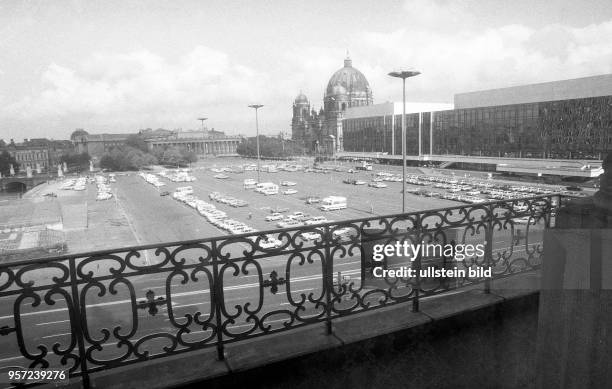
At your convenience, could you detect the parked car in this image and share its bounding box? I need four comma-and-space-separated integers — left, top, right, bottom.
265, 213, 284, 221
306, 196, 321, 204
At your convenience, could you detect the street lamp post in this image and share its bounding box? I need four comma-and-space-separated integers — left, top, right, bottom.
248, 104, 264, 182
197, 117, 208, 131
388, 69, 420, 213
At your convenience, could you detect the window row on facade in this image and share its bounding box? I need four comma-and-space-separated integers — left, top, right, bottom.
343, 96, 612, 159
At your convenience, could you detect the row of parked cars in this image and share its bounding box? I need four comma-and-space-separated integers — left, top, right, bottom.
139, 172, 165, 188
158, 169, 196, 182
343, 179, 367, 185
396, 173, 564, 203
209, 192, 248, 207
266, 211, 331, 227
171, 188, 283, 249
265, 211, 354, 241
60, 177, 87, 191
94, 175, 113, 201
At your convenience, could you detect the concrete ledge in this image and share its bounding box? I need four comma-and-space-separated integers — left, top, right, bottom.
224, 324, 342, 372
332, 303, 432, 344
419, 289, 504, 320
89, 347, 227, 389
491, 271, 540, 300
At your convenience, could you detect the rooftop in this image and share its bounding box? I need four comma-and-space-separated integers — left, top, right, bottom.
454, 73, 612, 109
343, 101, 454, 119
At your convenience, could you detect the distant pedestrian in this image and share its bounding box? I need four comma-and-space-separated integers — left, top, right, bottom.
248, 213, 252, 220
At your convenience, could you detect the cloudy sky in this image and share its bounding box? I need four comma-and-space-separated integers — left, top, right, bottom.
1, 0, 612, 140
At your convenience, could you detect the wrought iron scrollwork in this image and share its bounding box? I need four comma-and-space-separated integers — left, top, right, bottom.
136, 289, 167, 316
262, 270, 286, 294
0, 325, 15, 336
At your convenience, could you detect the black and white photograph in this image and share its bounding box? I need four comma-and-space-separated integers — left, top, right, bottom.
0, 1, 611, 388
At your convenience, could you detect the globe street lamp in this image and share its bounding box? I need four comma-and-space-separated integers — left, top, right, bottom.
248, 104, 264, 182
388, 69, 420, 213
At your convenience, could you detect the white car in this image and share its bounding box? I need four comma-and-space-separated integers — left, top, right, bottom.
300, 232, 320, 241
514, 216, 532, 224
282, 189, 298, 195
304, 216, 330, 225
368, 182, 388, 188
277, 220, 302, 228
332, 227, 353, 240
280, 181, 297, 186
258, 235, 282, 249
265, 213, 284, 221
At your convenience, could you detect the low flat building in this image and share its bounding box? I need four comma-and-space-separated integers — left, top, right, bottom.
146, 129, 242, 156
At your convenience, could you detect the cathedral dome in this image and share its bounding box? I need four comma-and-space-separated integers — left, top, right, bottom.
294, 92, 309, 104
325, 56, 373, 104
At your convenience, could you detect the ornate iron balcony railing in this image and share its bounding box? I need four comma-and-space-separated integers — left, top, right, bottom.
0, 194, 563, 388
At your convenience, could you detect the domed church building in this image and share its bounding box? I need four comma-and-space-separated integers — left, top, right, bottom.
291, 54, 373, 153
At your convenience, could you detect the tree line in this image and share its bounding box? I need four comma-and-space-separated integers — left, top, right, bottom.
236, 135, 305, 158
1, 135, 201, 176
0, 150, 19, 177
99, 134, 197, 171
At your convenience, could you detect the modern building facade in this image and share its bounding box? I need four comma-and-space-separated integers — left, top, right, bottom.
343, 102, 453, 155
341, 74, 612, 160
292, 55, 374, 153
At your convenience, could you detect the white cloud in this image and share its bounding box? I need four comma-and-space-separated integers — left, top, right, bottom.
1, 46, 278, 134
359, 4, 612, 104
2, 0, 612, 139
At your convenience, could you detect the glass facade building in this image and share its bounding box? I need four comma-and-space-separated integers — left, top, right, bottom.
433, 96, 612, 159
342, 75, 612, 160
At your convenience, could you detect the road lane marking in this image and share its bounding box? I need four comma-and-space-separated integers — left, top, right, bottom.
0, 355, 24, 363
227, 315, 319, 330
41, 332, 72, 339
173, 302, 205, 309
36, 319, 70, 326
141, 284, 184, 291
289, 288, 315, 293
0, 270, 360, 321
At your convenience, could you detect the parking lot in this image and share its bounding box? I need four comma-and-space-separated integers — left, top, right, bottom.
9, 157, 566, 256
99, 157, 566, 249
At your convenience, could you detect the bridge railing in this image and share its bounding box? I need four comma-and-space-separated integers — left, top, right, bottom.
0, 194, 563, 387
